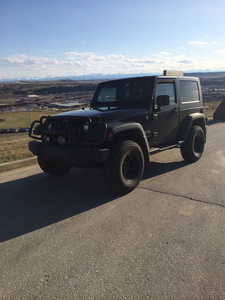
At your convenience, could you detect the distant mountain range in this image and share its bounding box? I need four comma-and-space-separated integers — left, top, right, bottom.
0, 73, 153, 82
1, 71, 225, 82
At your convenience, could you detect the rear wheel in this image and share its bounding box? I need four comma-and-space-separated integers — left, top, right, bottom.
180, 125, 205, 162
38, 156, 71, 176
104, 140, 144, 193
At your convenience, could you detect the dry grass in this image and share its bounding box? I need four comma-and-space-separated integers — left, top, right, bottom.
0, 111, 56, 164
0, 111, 56, 130
204, 100, 221, 118
0, 135, 33, 164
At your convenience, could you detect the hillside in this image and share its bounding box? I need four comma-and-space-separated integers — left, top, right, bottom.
0, 72, 224, 114
0, 80, 101, 106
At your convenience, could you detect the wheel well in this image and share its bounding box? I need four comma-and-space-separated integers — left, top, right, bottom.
111, 129, 149, 165
178, 115, 206, 142
192, 118, 204, 128
191, 118, 206, 140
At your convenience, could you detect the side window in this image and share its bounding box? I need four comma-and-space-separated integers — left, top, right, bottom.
180, 81, 199, 102
155, 82, 176, 104
97, 87, 117, 102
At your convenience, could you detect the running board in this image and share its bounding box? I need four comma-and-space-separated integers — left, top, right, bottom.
149, 141, 184, 154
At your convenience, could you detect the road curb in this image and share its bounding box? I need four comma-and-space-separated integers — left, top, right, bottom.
0, 157, 37, 173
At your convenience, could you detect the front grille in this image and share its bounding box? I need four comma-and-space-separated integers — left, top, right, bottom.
48, 120, 76, 134
42, 117, 87, 145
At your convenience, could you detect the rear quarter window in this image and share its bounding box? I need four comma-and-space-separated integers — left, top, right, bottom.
179, 81, 200, 102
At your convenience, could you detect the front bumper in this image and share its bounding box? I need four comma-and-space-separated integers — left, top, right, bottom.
29, 140, 109, 165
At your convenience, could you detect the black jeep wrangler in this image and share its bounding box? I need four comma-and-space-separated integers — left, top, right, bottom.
29, 71, 207, 193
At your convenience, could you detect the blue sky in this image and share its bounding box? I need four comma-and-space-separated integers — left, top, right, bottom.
1, 0, 225, 80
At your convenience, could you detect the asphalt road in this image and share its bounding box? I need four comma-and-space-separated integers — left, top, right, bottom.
0, 121, 225, 299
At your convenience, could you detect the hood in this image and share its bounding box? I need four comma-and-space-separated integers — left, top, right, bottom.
53, 107, 143, 122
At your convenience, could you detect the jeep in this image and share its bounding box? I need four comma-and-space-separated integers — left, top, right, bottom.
29, 70, 207, 193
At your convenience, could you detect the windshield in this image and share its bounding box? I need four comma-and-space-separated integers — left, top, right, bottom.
91, 78, 152, 110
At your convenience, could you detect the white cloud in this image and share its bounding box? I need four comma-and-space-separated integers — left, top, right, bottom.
158, 52, 172, 56
188, 41, 208, 47
215, 49, 225, 53
198, 57, 210, 61
0, 51, 225, 80
0, 54, 59, 67
178, 60, 193, 64
107, 54, 125, 60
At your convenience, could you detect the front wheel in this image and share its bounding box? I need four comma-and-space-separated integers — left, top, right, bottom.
104, 140, 144, 193
180, 125, 205, 162
38, 156, 72, 176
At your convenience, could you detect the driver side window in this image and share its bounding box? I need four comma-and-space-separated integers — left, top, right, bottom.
97, 87, 117, 102
156, 82, 176, 104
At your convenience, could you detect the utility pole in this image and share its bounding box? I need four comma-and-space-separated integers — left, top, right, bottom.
27, 95, 32, 127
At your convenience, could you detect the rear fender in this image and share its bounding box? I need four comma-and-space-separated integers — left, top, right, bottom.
178, 113, 207, 141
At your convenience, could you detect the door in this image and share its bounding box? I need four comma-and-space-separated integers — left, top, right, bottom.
153, 80, 179, 145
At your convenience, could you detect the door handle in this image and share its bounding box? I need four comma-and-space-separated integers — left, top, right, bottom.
173, 107, 178, 113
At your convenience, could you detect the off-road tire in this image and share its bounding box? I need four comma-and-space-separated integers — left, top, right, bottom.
104, 140, 144, 193
180, 125, 205, 162
38, 156, 72, 176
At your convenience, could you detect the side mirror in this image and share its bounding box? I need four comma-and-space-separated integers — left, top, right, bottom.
157, 95, 170, 107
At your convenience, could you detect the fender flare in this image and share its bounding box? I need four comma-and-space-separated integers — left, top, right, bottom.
177, 113, 207, 141
106, 122, 150, 164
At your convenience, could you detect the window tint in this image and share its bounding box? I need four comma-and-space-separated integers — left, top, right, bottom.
93, 78, 150, 108
97, 87, 117, 102
180, 81, 199, 102
155, 82, 175, 104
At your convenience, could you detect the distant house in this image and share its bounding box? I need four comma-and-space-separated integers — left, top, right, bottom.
27, 95, 39, 98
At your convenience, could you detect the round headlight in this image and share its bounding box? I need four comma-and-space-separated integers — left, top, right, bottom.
83, 121, 89, 133
57, 135, 66, 145
43, 134, 50, 143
